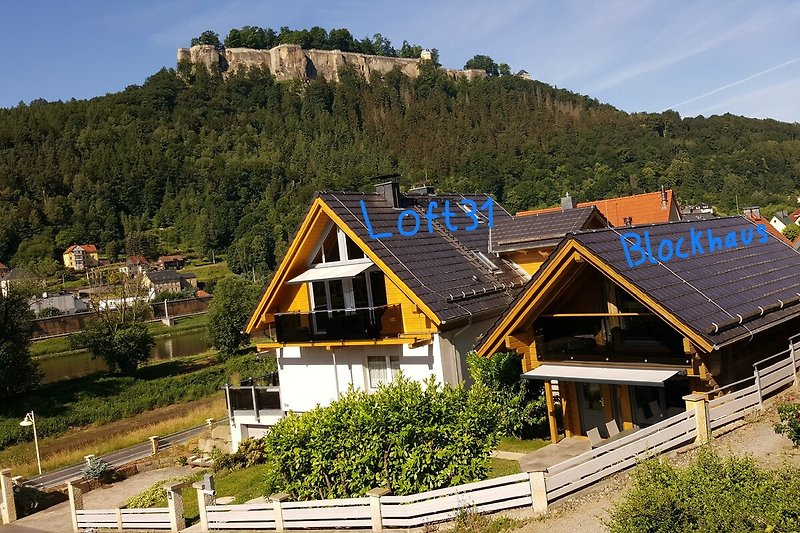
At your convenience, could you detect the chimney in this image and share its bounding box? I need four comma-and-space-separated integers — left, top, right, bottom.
742, 206, 761, 219
374, 181, 401, 208
661, 186, 668, 209
560, 192, 577, 210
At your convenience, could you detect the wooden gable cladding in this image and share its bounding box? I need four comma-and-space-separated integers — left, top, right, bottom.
246, 196, 441, 343
476, 239, 717, 359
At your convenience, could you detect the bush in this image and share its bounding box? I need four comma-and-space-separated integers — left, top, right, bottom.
774, 402, 800, 445
81, 457, 111, 480
259, 376, 503, 500
467, 352, 547, 439
605, 449, 800, 532
125, 476, 190, 508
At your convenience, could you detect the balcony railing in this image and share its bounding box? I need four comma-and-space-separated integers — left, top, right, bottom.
534, 315, 685, 362
273, 305, 403, 343
225, 372, 282, 421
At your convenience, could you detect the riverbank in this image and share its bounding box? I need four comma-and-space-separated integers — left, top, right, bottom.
2, 352, 276, 452
31, 313, 209, 358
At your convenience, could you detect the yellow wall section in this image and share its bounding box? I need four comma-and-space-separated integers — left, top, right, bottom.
505, 250, 549, 276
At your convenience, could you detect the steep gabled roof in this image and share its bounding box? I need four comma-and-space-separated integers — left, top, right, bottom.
519, 190, 679, 227
490, 206, 607, 253
64, 244, 98, 254
477, 216, 800, 355
127, 255, 148, 265
319, 191, 527, 325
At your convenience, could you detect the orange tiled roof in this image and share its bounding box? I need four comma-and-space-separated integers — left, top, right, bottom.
64, 244, 98, 254
128, 255, 148, 265
745, 213, 792, 245
789, 208, 800, 223
519, 190, 678, 227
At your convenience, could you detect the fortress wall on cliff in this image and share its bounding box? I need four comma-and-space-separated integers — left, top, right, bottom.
177, 44, 486, 82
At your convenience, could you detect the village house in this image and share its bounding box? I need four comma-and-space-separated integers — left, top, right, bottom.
0, 262, 8, 276
29, 292, 89, 316
119, 255, 149, 277
769, 210, 795, 234
156, 255, 185, 270
742, 206, 792, 244
234, 184, 610, 447
476, 216, 800, 444
144, 270, 197, 296
62, 244, 99, 271
519, 188, 681, 227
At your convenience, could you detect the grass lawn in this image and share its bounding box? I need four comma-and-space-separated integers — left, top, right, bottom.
488, 458, 521, 479
181, 261, 231, 290
183, 465, 272, 523
495, 437, 549, 454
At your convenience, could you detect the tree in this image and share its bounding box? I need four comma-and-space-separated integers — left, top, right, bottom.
464, 54, 499, 76
0, 289, 41, 399
782, 224, 800, 241
191, 30, 223, 50
69, 270, 154, 376
498, 63, 511, 76
207, 275, 259, 356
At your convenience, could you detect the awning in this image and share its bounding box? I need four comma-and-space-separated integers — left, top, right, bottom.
287, 262, 372, 284
523, 363, 680, 387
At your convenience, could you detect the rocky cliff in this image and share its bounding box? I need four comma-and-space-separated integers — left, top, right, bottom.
177, 44, 487, 83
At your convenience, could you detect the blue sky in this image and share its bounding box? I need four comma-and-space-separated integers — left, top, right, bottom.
2, 1, 799, 122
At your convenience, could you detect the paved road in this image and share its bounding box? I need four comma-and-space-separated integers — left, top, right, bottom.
22, 418, 227, 489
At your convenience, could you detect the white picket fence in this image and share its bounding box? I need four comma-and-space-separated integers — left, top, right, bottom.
76, 507, 171, 530
69, 339, 800, 532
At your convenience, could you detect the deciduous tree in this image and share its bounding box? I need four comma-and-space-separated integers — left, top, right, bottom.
207, 275, 259, 356
0, 289, 41, 398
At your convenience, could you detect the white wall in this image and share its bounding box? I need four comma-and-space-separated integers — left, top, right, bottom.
276, 338, 446, 413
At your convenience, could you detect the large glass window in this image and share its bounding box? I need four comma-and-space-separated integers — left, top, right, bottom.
370, 271, 387, 307
352, 273, 370, 308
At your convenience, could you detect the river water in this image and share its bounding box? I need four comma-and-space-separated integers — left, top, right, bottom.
37, 330, 211, 383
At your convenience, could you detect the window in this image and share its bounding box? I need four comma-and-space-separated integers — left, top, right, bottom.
311, 225, 366, 265
367, 354, 400, 388
369, 271, 387, 307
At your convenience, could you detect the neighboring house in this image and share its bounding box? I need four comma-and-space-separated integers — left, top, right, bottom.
63, 244, 99, 271
144, 270, 197, 295
29, 293, 89, 316
476, 216, 800, 444
789, 207, 800, 224
489, 201, 607, 276
157, 255, 185, 270
239, 182, 532, 447
0, 262, 8, 277
516, 69, 531, 80
742, 206, 792, 245
1, 268, 17, 297
680, 204, 715, 221
120, 255, 149, 276
769, 210, 795, 234
519, 189, 681, 227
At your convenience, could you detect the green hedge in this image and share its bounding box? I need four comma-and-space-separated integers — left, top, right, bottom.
0, 354, 275, 450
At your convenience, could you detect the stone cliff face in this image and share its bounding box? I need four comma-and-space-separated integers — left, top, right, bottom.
177, 44, 486, 83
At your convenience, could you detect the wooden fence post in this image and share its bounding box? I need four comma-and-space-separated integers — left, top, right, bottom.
193, 478, 214, 533
67, 482, 83, 533
367, 487, 390, 532
790, 339, 799, 387
0, 469, 16, 524
754, 366, 764, 409
528, 470, 548, 514
116, 508, 123, 531
683, 393, 712, 444
270, 492, 289, 531
164, 481, 186, 532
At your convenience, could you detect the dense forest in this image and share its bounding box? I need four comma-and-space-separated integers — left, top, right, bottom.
2, 50, 800, 280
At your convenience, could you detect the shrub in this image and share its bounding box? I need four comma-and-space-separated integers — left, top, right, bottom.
125, 476, 190, 508
605, 449, 800, 532
467, 352, 547, 439
259, 376, 503, 500
81, 457, 111, 480
774, 402, 800, 446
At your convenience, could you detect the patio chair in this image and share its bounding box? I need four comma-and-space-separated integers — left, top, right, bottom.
606, 419, 620, 437
587, 427, 604, 448
649, 401, 663, 420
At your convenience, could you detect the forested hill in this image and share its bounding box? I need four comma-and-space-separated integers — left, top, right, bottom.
2, 61, 800, 279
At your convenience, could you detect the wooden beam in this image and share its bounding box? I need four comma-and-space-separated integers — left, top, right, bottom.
544, 382, 559, 444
